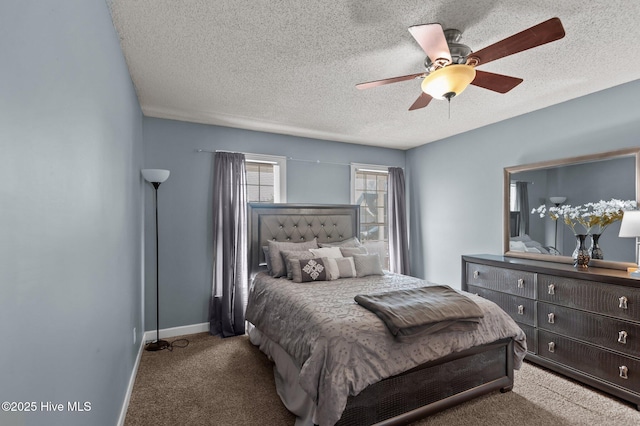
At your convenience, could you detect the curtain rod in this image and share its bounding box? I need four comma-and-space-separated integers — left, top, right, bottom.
195, 149, 402, 169
195, 149, 241, 154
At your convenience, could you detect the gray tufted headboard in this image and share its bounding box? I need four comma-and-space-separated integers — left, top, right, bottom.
248, 203, 360, 277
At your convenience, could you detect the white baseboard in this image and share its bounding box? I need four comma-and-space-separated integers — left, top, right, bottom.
142, 322, 209, 343
117, 338, 144, 426
117, 322, 209, 426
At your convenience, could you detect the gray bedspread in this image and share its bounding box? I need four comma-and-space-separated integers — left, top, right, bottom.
245, 271, 527, 426
354, 285, 484, 340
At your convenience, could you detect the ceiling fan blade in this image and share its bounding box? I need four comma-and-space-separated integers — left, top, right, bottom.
408, 23, 452, 65
408, 92, 433, 111
471, 70, 523, 93
469, 17, 565, 67
356, 72, 425, 90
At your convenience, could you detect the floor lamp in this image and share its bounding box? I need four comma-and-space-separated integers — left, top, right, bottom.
549, 196, 566, 250
142, 169, 170, 351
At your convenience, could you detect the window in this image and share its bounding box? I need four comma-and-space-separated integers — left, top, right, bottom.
245, 153, 287, 203
351, 163, 389, 268
510, 183, 517, 211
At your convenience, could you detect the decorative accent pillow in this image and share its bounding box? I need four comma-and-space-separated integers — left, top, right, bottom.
340, 246, 368, 257
325, 257, 357, 279
267, 239, 319, 278
318, 237, 362, 248
309, 247, 343, 259
291, 257, 329, 283
352, 253, 384, 278
280, 250, 317, 280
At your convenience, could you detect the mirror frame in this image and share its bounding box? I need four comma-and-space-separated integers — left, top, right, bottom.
503, 147, 640, 270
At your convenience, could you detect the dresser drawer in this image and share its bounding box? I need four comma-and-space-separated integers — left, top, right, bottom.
538, 274, 640, 321
537, 302, 640, 358
468, 285, 535, 326
466, 263, 535, 299
538, 330, 640, 394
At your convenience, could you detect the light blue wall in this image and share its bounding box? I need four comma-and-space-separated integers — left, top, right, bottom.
0, 1, 144, 425
407, 80, 640, 288
142, 117, 405, 329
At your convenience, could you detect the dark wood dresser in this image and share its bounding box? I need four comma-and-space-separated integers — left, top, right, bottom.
462, 254, 640, 408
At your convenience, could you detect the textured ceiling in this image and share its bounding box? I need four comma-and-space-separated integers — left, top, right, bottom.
109, 0, 640, 150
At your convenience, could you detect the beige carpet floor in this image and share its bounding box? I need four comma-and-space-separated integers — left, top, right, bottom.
125, 332, 640, 425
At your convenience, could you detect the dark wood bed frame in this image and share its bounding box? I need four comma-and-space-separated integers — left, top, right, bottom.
248, 203, 515, 425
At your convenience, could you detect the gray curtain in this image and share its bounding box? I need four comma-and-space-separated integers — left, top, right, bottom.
209, 152, 248, 337
515, 182, 529, 236
388, 167, 410, 274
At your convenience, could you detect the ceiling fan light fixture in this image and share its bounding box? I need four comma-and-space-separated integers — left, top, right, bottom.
420, 64, 476, 100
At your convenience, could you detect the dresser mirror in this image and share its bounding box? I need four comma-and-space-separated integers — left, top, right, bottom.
504, 148, 640, 269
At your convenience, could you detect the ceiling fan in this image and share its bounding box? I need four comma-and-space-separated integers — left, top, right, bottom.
356, 17, 565, 111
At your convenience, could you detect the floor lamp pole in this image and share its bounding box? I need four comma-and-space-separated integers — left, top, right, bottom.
551, 199, 565, 252
142, 169, 171, 352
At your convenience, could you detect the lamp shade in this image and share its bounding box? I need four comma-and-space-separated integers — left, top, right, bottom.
420, 64, 476, 100
549, 196, 567, 204
141, 169, 170, 183
619, 211, 640, 237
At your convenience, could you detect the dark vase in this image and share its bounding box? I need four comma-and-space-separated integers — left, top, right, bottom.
590, 233, 604, 260
573, 234, 590, 268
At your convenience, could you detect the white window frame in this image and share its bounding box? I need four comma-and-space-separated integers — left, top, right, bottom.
350, 163, 388, 203
351, 163, 390, 268
245, 153, 287, 203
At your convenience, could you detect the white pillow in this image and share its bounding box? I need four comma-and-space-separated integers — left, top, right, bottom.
509, 240, 527, 252
325, 257, 357, 280
309, 247, 343, 259
318, 237, 362, 248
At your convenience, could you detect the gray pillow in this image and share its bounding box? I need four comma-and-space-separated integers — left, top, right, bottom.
291, 257, 329, 283
268, 239, 319, 278
340, 246, 367, 257
280, 250, 317, 280
262, 246, 272, 273
352, 253, 384, 278
318, 237, 362, 248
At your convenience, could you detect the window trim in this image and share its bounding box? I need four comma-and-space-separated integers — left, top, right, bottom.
245, 153, 287, 203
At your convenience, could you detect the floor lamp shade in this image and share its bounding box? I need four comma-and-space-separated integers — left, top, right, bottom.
142, 169, 170, 183
143, 168, 170, 351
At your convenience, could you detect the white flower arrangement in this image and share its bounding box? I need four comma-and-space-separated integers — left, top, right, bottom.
583, 199, 637, 234
531, 198, 637, 235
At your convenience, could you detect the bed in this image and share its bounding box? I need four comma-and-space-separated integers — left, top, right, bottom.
509, 234, 559, 255
245, 203, 527, 426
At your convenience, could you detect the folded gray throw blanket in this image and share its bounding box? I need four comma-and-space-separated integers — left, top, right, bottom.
354, 285, 484, 340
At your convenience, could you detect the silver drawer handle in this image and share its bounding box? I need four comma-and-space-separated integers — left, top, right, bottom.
548, 284, 555, 295
619, 296, 628, 310
619, 365, 629, 379
548, 342, 555, 353
618, 330, 628, 344
517, 305, 524, 315
473, 270, 479, 279
548, 313, 555, 324
517, 278, 524, 288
